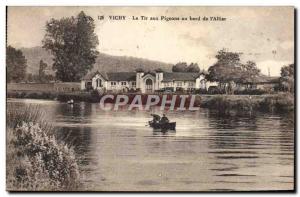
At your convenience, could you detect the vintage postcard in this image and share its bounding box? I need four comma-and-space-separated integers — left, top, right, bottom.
6, 6, 295, 191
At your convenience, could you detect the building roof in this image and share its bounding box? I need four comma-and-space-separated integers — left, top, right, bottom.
240, 75, 280, 84
106, 72, 136, 81
161, 72, 201, 82
82, 71, 203, 82
142, 71, 156, 77
256, 75, 280, 84
81, 71, 100, 80
82, 71, 136, 81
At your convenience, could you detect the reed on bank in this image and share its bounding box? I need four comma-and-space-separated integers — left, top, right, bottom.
6, 104, 80, 191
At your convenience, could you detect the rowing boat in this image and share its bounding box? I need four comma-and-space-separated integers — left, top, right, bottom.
148, 121, 176, 130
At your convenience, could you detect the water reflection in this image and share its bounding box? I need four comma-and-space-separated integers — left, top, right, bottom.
7, 99, 294, 191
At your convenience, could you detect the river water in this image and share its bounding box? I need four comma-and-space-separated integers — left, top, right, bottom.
7, 98, 294, 191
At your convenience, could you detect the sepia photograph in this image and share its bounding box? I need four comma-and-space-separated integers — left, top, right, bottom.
5, 6, 295, 191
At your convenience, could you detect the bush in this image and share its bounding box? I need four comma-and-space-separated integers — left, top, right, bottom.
234, 89, 268, 95
201, 95, 229, 111
40, 92, 56, 99
208, 86, 225, 94
195, 89, 207, 94
154, 89, 164, 93
175, 87, 184, 93
90, 90, 101, 102
200, 93, 294, 113
128, 88, 139, 93
7, 91, 57, 100
161, 87, 174, 93
201, 95, 260, 113
6, 105, 80, 191
260, 93, 294, 112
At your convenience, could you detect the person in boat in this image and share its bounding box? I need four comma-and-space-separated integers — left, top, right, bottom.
160, 114, 169, 124
150, 114, 160, 124
67, 99, 74, 104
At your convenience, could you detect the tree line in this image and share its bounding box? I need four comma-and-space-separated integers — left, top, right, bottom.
6, 47, 55, 83
171, 49, 294, 93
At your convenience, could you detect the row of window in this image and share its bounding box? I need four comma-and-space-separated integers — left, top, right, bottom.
96, 80, 199, 88
110, 81, 136, 86
164, 82, 195, 87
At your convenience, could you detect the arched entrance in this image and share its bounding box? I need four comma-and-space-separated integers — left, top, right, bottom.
145, 78, 153, 93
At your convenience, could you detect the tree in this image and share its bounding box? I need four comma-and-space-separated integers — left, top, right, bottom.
186, 63, 200, 72
42, 11, 99, 82
172, 62, 188, 72
207, 49, 260, 94
206, 49, 241, 94
280, 63, 294, 92
239, 61, 261, 86
38, 60, 48, 82
26, 73, 33, 83
154, 68, 164, 72
207, 49, 242, 82
135, 68, 144, 72
172, 62, 200, 72
45, 74, 55, 82
6, 46, 27, 83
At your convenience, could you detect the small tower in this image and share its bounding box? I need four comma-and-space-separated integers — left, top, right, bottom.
135, 68, 144, 89
155, 68, 164, 90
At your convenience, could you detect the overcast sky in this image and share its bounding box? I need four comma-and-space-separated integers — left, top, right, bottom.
7, 6, 294, 76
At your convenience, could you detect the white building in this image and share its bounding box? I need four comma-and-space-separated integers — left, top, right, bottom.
81, 70, 207, 93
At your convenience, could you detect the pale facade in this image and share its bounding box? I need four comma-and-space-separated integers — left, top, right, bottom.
81, 70, 207, 93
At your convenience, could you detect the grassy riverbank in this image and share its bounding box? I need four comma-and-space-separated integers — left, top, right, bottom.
6, 104, 80, 191
200, 93, 294, 113
7, 90, 99, 102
